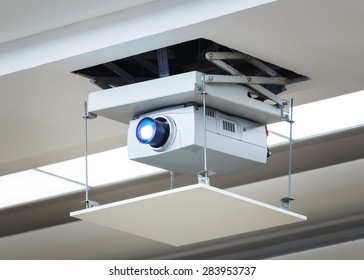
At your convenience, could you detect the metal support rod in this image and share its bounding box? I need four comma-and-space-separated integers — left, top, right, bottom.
197, 76, 215, 185
104, 62, 134, 84
206, 51, 280, 77
269, 130, 292, 141
204, 74, 287, 85
82, 102, 99, 209
202, 91, 208, 174
169, 171, 175, 190
287, 98, 294, 200
157, 48, 170, 78
83, 102, 90, 208
280, 99, 295, 210
133, 56, 159, 76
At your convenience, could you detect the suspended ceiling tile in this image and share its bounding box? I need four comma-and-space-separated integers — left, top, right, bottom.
71, 184, 306, 246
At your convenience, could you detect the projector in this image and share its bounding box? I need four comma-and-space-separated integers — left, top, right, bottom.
87, 71, 288, 176
128, 104, 268, 176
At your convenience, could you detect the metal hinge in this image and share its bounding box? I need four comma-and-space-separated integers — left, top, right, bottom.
205, 51, 289, 109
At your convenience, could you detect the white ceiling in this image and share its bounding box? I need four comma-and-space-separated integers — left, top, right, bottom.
2, 0, 364, 176
1, 0, 364, 260
0, 0, 154, 44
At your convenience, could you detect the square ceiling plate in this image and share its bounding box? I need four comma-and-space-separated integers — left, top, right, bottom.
70, 184, 306, 246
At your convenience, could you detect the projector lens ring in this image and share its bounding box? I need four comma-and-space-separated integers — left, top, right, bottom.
136, 115, 176, 151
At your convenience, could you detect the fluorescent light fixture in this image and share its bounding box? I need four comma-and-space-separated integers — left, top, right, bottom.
0, 147, 163, 210
0, 170, 84, 209
71, 183, 306, 246
267, 90, 364, 146
38, 147, 163, 187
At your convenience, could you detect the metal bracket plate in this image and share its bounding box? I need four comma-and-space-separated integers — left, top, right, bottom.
83, 200, 100, 208
280, 197, 295, 210
205, 51, 289, 109
204, 74, 287, 85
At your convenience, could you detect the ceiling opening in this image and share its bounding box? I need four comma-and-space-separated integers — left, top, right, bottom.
73, 38, 308, 97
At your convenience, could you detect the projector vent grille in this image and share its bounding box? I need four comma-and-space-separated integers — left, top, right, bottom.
222, 120, 236, 133
206, 108, 216, 118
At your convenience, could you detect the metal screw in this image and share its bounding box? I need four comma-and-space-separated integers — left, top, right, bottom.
207, 52, 214, 58
208, 75, 214, 81
247, 77, 252, 82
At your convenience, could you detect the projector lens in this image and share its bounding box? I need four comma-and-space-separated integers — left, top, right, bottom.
136, 117, 156, 144
136, 117, 170, 148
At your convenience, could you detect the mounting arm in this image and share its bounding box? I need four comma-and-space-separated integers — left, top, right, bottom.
205, 51, 289, 109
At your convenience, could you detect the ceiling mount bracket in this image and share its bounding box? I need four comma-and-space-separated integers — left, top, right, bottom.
82, 200, 100, 208
205, 51, 289, 109
281, 98, 295, 210
196, 86, 216, 184
204, 74, 287, 85
197, 170, 216, 185
280, 197, 295, 210
83, 102, 99, 209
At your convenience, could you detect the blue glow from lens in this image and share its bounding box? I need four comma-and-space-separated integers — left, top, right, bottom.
136, 117, 156, 144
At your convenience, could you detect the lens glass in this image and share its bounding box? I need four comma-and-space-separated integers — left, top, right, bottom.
136, 117, 156, 144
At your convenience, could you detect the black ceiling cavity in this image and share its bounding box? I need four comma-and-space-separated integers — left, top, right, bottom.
73, 38, 308, 97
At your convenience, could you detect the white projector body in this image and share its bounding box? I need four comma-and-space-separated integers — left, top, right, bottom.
128, 105, 267, 176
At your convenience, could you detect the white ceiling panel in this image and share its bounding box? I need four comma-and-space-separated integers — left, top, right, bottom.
71, 184, 306, 246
